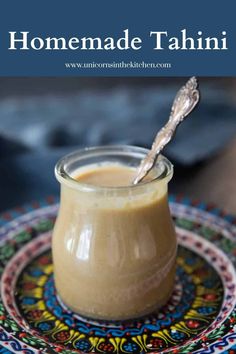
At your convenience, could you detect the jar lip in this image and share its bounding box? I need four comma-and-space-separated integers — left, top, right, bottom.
55, 145, 173, 192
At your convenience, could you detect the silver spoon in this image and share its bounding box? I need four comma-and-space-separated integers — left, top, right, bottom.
133, 77, 200, 185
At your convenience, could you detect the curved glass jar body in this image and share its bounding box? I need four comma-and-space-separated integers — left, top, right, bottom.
52, 145, 177, 320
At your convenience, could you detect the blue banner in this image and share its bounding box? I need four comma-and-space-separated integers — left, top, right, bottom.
0, 0, 235, 76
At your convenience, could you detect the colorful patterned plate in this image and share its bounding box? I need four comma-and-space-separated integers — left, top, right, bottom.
0, 196, 236, 354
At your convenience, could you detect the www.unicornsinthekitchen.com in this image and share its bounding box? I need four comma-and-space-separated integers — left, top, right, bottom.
64, 61, 172, 69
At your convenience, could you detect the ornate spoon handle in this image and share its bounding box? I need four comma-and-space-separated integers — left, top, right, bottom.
133, 77, 200, 185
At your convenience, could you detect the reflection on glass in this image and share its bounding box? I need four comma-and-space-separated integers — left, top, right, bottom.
76, 225, 92, 261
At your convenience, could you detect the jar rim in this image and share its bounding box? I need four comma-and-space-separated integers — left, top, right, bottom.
55, 145, 173, 192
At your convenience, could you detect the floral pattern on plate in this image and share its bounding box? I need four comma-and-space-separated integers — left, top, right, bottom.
0, 196, 235, 353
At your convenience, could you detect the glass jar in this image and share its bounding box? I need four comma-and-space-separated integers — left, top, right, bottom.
52, 145, 177, 320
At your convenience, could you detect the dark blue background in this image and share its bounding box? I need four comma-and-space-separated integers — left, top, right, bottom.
0, 0, 235, 76
0, 77, 236, 211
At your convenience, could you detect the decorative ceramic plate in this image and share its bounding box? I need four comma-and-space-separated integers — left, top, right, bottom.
0, 196, 236, 354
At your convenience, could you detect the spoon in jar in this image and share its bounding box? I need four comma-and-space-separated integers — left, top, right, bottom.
133, 76, 200, 185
